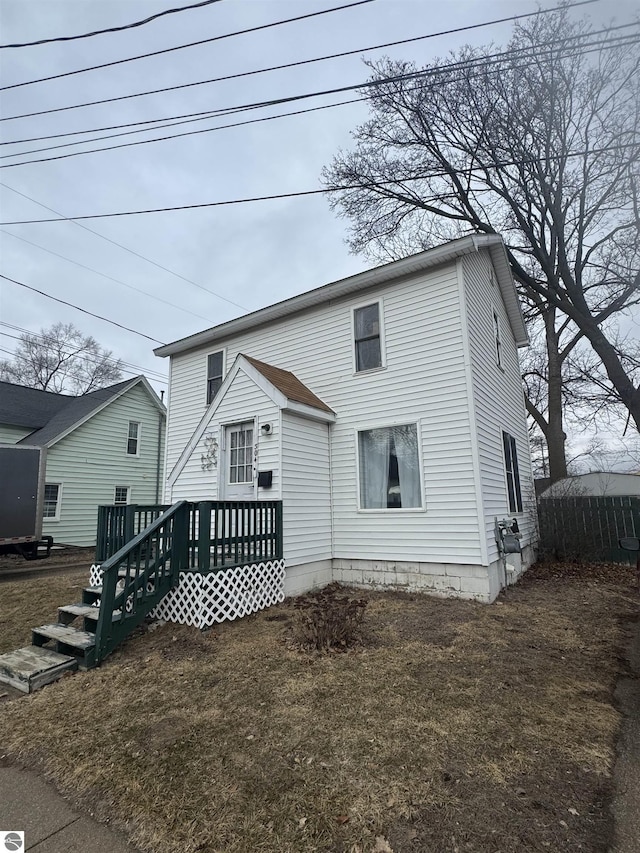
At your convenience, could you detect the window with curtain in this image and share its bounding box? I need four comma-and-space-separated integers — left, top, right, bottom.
358, 424, 422, 509
354, 303, 382, 372
502, 431, 523, 513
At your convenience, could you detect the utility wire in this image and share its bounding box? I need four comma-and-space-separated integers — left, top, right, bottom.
0, 0, 224, 49
0, 323, 168, 381
0, 342, 169, 385
2, 143, 637, 226
0, 229, 218, 322
0, 0, 604, 123
2, 32, 637, 168
0, 0, 376, 91
0, 182, 249, 311
0, 273, 166, 344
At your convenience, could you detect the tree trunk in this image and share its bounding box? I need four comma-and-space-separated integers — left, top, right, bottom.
545, 308, 568, 482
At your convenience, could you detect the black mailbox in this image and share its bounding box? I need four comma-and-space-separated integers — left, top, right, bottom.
257, 471, 273, 489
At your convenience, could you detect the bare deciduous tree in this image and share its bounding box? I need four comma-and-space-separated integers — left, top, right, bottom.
323, 6, 640, 481
0, 322, 123, 394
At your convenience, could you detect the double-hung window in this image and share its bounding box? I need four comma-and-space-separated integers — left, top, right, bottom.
43, 484, 61, 520
354, 302, 383, 372
358, 424, 422, 509
127, 421, 140, 456
502, 431, 523, 513
206, 351, 224, 405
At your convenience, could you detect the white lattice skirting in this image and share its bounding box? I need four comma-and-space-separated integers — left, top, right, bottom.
89, 561, 286, 628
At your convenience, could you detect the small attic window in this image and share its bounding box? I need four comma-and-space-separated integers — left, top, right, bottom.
206, 351, 224, 405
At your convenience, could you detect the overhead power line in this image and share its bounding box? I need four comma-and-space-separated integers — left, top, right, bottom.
0, 229, 218, 322
0, 0, 603, 122
0, 0, 376, 91
2, 31, 637, 169
0, 0, 224, 49
2, 143, 636, 226
0, 273, 166, 344
0, 182, 249, 311
0, 322, 168, 381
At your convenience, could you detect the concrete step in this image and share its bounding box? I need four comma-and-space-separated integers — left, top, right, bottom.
0, 646, 78, 693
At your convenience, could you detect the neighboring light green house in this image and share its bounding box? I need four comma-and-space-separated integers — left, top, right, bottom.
0, 377, 166, 547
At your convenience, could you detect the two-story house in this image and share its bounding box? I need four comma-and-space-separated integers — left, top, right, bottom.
154, 234, 536, 603
0, 376, 166, 547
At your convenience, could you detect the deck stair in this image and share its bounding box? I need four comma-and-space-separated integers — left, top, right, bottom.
0, 501, 189, 693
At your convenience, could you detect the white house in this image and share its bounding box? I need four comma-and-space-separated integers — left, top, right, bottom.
539, 471, 640, 498
0, 377, 166, 547
154, 234, 537, 603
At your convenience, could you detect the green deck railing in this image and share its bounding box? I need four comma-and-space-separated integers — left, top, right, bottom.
91, 500, 190, 667
96, 500, 283, 572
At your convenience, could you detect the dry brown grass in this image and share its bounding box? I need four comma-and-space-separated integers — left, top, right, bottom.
0, 561, 637, 853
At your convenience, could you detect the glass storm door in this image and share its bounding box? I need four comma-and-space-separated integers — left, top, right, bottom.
224, 422, 255, 499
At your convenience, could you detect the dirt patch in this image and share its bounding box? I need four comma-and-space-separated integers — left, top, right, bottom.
0, 546, 95, 575
0, 560, 636, 853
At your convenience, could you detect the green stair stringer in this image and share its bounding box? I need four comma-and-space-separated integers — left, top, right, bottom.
87, 500, 190, 669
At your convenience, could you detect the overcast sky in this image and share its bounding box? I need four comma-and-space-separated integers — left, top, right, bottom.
0, 0, 637, 406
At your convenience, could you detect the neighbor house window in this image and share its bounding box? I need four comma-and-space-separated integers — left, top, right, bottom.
127, 421, 140, 455
114, 486, 130, 505
502, 431, 523, 513
43, 484, 61, 520
206, 351, 224, 404
354, 302, 382, 372
358, 424, 422, 509
493, 309, 503, 368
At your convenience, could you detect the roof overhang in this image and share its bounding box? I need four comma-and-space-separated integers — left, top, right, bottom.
154, 234, 528, 358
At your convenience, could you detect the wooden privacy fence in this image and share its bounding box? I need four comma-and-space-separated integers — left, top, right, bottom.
538, 496, 640, 563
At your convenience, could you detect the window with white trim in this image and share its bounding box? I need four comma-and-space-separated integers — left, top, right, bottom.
358, 424, 422, 509
114, 486, 130, 505
43, 484, 61, 520
354, 302, 382, 372
206, 351, 224, 404
127, 421, 140, 455
502, 431, 523, 513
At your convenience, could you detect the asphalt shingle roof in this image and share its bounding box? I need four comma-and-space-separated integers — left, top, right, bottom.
0, 379, 137, 447
242, 355, 334, 413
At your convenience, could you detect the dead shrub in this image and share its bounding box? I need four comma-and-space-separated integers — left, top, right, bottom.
293, 582, 367, 651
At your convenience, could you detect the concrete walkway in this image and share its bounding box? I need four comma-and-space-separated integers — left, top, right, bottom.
0, 765, 138, 852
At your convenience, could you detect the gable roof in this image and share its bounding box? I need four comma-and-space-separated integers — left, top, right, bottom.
0, 382, 72, 428
0, 377, 165, 449
242, 355, 334, 414
154, 234, 528, 359
167, 354, 334, 486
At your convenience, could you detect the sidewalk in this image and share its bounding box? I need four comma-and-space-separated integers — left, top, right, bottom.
0, 765, 138, 852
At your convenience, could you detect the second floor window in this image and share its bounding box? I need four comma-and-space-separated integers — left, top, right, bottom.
354, 303, 382, 372
207, 351, 224, 404
127, 421, 140, 455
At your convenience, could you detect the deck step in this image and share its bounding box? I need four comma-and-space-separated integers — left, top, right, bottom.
0, 646, 78, 693
58, 603, 101, 624
32, 623, 96, 652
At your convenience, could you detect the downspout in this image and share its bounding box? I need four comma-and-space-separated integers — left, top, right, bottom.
156, 391, 164, 503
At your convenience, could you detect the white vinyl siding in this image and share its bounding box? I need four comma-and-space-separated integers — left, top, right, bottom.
166, 262, 484, 565
461, 251, 536, 564
41, 384, 165, 546
281, 413, 331, 567
171, 368, 280, 502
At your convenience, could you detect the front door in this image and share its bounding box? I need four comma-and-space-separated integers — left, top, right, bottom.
223, 421, 255, 499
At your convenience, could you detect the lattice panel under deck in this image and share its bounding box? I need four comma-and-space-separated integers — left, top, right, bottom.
89, 564, 103, 587
150, 560, 286, 628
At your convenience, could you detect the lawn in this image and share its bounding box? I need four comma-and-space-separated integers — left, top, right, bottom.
0, 561, 636, 853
